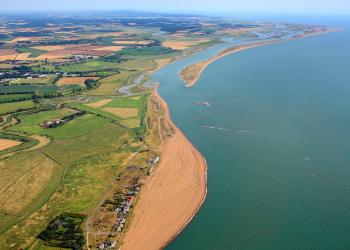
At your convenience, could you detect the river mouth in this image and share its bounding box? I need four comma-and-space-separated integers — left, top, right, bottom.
152, 26, 350, 250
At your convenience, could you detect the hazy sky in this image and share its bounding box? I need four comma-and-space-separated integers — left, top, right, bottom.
1, 0, 350, 15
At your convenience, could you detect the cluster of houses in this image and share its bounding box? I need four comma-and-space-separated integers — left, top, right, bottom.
0, 72, 48, 84
98, 240, 117, 250
113, 185, 140, 233
96, 155, 161, 249
40, 119, 64, 128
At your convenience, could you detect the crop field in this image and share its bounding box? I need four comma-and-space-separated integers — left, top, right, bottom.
0, 100, 35, 115
86, 98, 113, 108
102, 107, 138, 118
0, 138, 22, 150
59, 60, 119, 73
0, 85, 59, 96
0, 94, 32, 103
16, 47, 48, 58
162, 39, 210, 50
9, 74, 57, 85
57, 76, 99, 87
74, 95, 146, 129
118, 58, 156, 72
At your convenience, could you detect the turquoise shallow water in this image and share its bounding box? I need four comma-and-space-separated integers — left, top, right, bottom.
153, 23, 350, 250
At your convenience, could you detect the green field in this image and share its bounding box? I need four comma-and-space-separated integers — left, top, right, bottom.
0, 121, 137, 248
72, 95, 146, 129
0, 100, 35, 115
0, 85, 59, 96
16, 47, 48, 58
12, 109, 109, 139
87, 70, 140, 96
59, 60, 119, 73
0, 94, 33, 103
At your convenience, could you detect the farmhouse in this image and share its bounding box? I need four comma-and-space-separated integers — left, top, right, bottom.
41, 119, 64, 128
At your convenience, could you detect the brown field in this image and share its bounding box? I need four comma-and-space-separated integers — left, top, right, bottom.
86, 99, 113, 108
0, 139, 22, 151
218, 27, 258, 36
45, 49, 111, 57
162, 39, 209, 50
102, 107, 138, 118
94, 46, 125, 52
8, 37, 31, 43
0, 151, 59, 216
30, 44, 121, 60
14, 53, 31, 61
81, 32, 125, 39
0, 54, 18, 61
33, 45, 68, 51
7, 37, 48, 43
0, 49, 18, 56
120, 118, 140, 128
57, 77, 99, 87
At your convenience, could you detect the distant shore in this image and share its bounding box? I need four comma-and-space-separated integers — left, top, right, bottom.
122, 86, 207, 250
180, 27, 338, 87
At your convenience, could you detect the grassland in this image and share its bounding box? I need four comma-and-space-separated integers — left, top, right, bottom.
0, 100, 35, 115
0, 94, 33, 103
0, 121, 138, 248
12, 110, 109, 140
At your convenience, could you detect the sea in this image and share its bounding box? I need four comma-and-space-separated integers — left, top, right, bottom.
152, 16, 350, 250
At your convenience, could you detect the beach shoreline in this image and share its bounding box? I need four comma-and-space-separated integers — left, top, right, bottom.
180, 27, 338, 87
122, 86, 207, 250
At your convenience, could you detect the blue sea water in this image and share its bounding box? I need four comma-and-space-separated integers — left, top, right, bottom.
153, 18, 350, 250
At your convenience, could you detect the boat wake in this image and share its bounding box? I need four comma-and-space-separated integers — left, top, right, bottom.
202, 126, 257, 135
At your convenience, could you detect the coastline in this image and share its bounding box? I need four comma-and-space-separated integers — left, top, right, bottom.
121, 27, 339, 249
181, 27, 338, 87
122, 86, 207, 250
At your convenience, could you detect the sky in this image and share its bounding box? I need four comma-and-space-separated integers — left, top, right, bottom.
1, 0, 350, 15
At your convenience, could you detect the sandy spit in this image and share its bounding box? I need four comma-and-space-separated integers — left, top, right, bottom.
182, 28, 338, 87
122, 87, 207, 250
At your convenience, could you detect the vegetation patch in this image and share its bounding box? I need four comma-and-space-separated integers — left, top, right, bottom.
37, 213, 86, 250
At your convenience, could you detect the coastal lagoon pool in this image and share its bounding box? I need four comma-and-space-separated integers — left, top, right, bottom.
153, 22, 350, 249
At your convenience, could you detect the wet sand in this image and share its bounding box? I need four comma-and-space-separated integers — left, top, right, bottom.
122, 87, 207, 250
